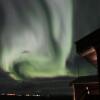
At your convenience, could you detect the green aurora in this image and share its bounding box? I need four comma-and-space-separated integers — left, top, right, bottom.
0, 0, 97, 81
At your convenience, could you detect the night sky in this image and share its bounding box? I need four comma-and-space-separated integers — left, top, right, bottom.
0, 0, 99, 95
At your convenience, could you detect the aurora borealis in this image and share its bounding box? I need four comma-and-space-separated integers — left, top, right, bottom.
0, 0, 97, 81
0, 0, 74, 80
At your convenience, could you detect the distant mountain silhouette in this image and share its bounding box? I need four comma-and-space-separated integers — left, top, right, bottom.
0, 69, 75, 95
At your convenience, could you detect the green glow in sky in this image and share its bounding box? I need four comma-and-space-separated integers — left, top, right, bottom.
0, 0, 97, 81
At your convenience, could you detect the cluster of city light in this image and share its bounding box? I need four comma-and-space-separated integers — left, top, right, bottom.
1, 93, 40, 96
